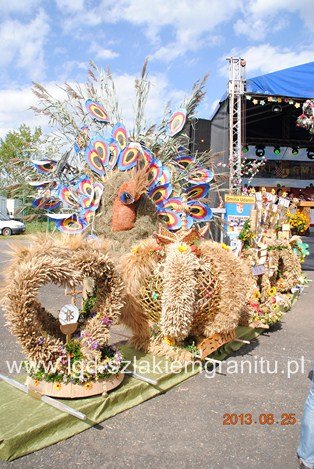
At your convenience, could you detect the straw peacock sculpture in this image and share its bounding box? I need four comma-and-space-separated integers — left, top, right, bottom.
8, 61, 256, 363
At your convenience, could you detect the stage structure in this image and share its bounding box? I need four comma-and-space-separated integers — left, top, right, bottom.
210, 61, 314, 195
227, 57, 246, 194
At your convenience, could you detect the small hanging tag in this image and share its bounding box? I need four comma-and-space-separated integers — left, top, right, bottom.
251, 265, 265, 276
59, 304, 79, 325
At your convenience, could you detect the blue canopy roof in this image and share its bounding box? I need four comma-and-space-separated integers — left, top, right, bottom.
246, 61, 314, 99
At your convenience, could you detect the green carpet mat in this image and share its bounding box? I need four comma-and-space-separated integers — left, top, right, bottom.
0, 326, 263, 461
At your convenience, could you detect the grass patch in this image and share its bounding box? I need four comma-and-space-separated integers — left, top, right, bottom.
26, 220, 54, 234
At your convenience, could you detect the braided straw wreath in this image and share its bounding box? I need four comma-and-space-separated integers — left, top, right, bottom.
3, 235, 125, 367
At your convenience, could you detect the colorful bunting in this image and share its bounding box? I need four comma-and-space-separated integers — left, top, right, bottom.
246, 95, 304, 108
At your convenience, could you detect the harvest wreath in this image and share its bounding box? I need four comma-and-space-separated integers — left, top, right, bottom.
3, 236, 125, 398
119, 226, 256, 362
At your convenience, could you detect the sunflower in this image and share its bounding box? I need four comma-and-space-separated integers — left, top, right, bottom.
253, 290, 261, 300
54, 382, 62, 391
268, 287, 277, 297
84, 382, 93, 390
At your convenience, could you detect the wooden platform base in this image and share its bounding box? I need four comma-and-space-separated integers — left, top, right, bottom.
25, 373, 124, 399
197, 330, 236, 359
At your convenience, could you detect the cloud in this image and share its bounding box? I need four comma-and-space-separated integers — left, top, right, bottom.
219, 44, 314, 77
0, 72, 186, 138
242, 44, 314, 75
0, 0, 41, 15
0, 11, 50, 81
55, 0, 85, 12
57, 0, 242, 61
89, 43, 119, 61
235, 0, 314, 40
117, 0, 241, 61
234, 18, 271, 41
0, 86, 46, 138
153, 34, 222, 63
105, 72, 186, 130
57, 61, 88, 82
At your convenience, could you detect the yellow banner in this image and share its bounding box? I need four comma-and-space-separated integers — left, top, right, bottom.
225, 194, 255, 204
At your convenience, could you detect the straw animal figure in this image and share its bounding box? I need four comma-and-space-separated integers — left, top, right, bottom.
94, 170, 158, 253
111, 168, 150, 231
119, 230, 256, 361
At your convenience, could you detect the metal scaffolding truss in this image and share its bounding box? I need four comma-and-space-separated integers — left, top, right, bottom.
227, 57, 246, 194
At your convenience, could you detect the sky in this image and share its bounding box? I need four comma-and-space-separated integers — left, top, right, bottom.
0, 0, 313, 138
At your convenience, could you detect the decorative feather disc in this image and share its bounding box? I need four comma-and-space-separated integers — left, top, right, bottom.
187, 201, 213, 221
112, 123, 127, 150
185, 184, 210, 200
118, 145, 139, 171
137, 147, 153, 171
188, 168, 214, 184
58, 186, 78, 207
56, 216, 88, 234
149, 184, 173, 206
173, 155, 195, 169
158, 166, 172, 185
89, 182, 104, 211
158, 210, 182, 231
160, 197, 182, 212
147, 160, 163, 187
85, 100, 109, 122
168, 110, 186, 136
85, 146, 105, 176
31, 160, 57, 174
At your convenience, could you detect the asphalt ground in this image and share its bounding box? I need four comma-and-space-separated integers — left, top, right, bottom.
0, 235, 313, 469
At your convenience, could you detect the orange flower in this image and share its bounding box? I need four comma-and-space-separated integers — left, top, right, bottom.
163, 336, 176, 346
84, 382, 93, 390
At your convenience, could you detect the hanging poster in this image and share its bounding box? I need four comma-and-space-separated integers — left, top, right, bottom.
224, 194, 255, 242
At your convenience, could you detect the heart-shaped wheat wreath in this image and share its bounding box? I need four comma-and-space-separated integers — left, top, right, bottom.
2, 235, 125, 393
